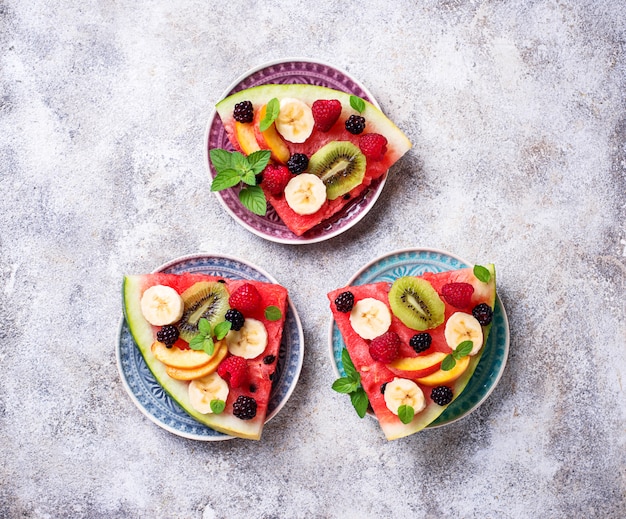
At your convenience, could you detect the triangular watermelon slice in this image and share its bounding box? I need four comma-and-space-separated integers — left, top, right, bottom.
328, 265, 496, 440
213, 84, 412, 236
123, 272, 288, 440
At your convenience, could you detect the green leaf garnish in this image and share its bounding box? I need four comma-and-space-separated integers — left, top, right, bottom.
350, 95, 366, 114
350, 388, 369, 418
259, 97, 280, 132
454, 340, 473, 358
398, 404, 415, 424
188, 318, 215, 355
247, 150, 272, 174
264, 305, 282, 321
188, 334, 205, 351
441, 354, 456, 371
239, 185, 267, 216
210, 399, 226, 414
473, 265, 491, 283
214, 320, 231, 340
332, 377, 359, 394
209, 148, 234, 171
333, 348, 367, 417
211, 169, 243, 191
341, 347, 358, 380
198, 318, 211, 336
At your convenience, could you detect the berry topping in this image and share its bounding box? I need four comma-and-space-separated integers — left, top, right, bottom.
217, 355, 248, 388
224, 308, 245, 331
262, 164, 292, 196
156, 325, 179, 348
263, 354, 276, 365
472, 303, 493, 326
409, 332, 432, 354
334, 291, 355, 313
369, 331, 401, 363
345, 114, 366, 135
358, 133, 388, 161
441, 282, 475, 309
233, 395, 257, 420
311, 99, 342, 132
431, 386, 454, 406
233, 100, 254, 123
287, 153, 309, 174
229, 283, 262, 316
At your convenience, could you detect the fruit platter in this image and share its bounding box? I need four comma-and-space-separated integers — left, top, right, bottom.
329, 249, 510, 440
205, 59, 412, 244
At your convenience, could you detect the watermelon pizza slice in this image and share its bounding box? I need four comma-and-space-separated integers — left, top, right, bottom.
123, 272, 289, 440
328, 265, 496, 440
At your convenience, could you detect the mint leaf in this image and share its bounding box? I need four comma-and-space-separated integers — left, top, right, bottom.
398, 404, 415, 424
350, 95, 366, 114
188, 334, 205, 351
341, 348, 358, 380
350, 387, 369, 418
214, 320, 231, 340
240, 168, 256, 186
264, 305, 282, 321
441, 354, 456, 371
247, 150, 272, 175
211, 169, 242, 192
209, 148, 234, 172
332, 377, 359, 394
202, 336, 215, 356
473, 265, 491, 283
454, 340, 473, 358
260, 98, 280, 132
210, 399, 225, 414
198, 318, 211, 336
239, 185, 267, 216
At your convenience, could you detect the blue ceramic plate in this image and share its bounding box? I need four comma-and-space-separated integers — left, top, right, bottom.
117, 254, 304, 441
328, 248, 509, 428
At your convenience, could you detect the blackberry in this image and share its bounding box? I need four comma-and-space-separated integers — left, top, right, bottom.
156, 325, 179, 348
472, 303, 493, 326
431, 386, 453, 406
334, 291, 355, 313
233, 100, 254, 123
232, 395, 257, 420
224, 308, 245, 331
345, 115, 366, 135
409, 332, 432, 354
287, 153, 309, 174
263, 355, 276, 365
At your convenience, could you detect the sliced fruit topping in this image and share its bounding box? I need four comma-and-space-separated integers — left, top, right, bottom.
369, 331, 401, 363
140, 285, 184, 326
165, 340, 228, 381
349, 297, 392, 340
334, 291, 355, 313
311, 99, 342, 132
225, 317, 268, 359
233, 100, 254, 123
233, 395, 257, 420
383, 378, 426, 417
188, 372, 229, 414
255, 104, 290, 163
262, 164, 293, 196
472, 302, 494, 326
156, 324, 180, 348
441, 282, 474, 309
235, 121, 261, 155
308, 141, 366, 200
358, 133, 388, 161
430, 386, 454, 406
444, 312, 484, 356
224, 308, 245, 331
388, 277, 445, 331
409, 332, 432, 354
275, 98, 314, 143
416, 355, 470, 386
286, 153, 309, 174
345, 114, 366, 135
217, 355, 248, 388
284, 173, 326, 215
229, 283, 262, 316
178, 282, 230, 342
151, 340, 213, 370
388, 351, 447, 371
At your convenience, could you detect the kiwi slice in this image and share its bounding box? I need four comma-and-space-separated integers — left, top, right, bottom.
308, 141, 366, 200
178, 281, 230, 342
388, 277, 445, 331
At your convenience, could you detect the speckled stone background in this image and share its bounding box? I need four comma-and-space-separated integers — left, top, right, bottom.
1, 1, 625, 518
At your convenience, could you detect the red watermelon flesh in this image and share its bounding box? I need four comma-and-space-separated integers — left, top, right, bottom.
123, 272, 288, 440
328, 265, 496, 440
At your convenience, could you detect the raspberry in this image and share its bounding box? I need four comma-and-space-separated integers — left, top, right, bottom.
224, 309, 245, 331
334, 291, 355, 313
472, 303, 493, 326
156, 325, 179, 348
229, 283, 262, 316
359, 133, 388, 161
217, 355, 248, 388
233, 395, 257, 420
441, 282, 474, 309
369, 331, 401, 363
345, 115, 366, 135
409, 332, 432, 354
431, 386, 453, 406
287, 153, 309, 174
262, 164, 292, 196
233, 100, 254, 123
312, 99, 342, 132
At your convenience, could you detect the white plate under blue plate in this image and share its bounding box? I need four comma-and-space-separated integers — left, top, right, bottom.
117, 254, 304, 441
329, 248, 510, 428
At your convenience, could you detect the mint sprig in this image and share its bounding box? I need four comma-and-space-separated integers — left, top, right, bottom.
259, 98, 280, 132
398, 404, 415, 424
350, 95, 366, 114
209, 149, 271, 216
473, 264, 491, 283
441, 340, 474, 371
264, 305, 282, 321
210, 399, 226, 414
189, 318, 216, 355
332, 348, 369, 418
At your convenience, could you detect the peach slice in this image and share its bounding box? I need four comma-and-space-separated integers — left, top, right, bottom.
151, 340, 215, 370
254, 104, 290, 164
388, 352, 447, 372
415, 355, 470, 387
165, 341, 228, 381
235, 121, 261, 155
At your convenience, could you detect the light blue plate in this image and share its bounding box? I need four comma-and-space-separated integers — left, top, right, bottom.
117, 254, 304, 441
329, 248, 510, 428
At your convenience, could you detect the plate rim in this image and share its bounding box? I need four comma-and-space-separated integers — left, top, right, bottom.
116, 252, 305, 441
203, 57, 389, 245
327, 246, 510, 428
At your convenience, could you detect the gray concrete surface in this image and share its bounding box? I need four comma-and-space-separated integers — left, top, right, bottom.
1, 1, 625, 518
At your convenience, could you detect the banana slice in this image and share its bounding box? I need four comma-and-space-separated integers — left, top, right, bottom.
384, 377, 426, 416
140, 285, 184, 326
188, 372, 229, 414
349, 298, 392, 340
284, 173, 327, 215
274, 98, 314, 143
225, 317, 268, 359
444, 312, 484, 355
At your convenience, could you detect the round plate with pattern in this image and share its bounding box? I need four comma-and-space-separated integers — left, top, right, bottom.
204, 58, 388, 245
328, 248, 509, 428
117, 254, 304, 441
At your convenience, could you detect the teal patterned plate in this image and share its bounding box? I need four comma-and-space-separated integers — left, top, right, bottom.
329, 248, 509, 428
